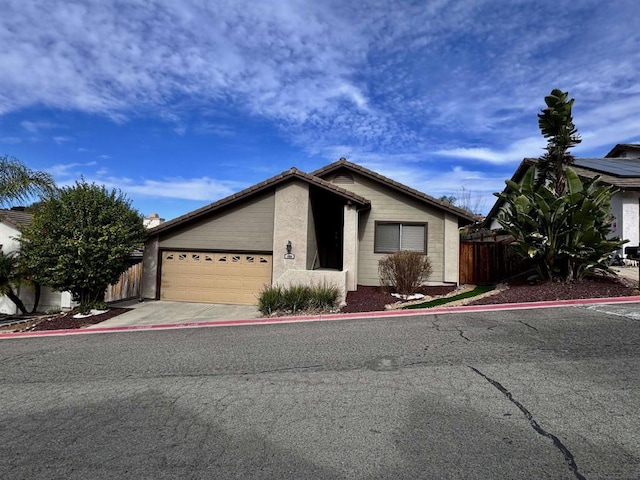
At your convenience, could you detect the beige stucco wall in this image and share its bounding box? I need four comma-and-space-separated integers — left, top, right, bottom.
272, 181, 310, 284
159, 193, 275, 251
275, 269, 347, 306
443, 213, 459, 283
325, 171, 450, 286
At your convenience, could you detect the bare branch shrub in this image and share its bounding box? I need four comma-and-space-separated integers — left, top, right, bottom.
378, 251, 433, 296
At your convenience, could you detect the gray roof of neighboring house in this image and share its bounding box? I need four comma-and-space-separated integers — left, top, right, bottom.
0, 209, 33, 229
147, 166, 371, 236
605, 143, 640, 158
312, 158, 478, 223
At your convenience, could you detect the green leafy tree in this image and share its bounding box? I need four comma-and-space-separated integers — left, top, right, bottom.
19, 181, 146, 309
0, 156, 57, 206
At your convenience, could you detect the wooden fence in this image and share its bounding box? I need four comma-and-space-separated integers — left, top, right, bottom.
459, 240, 520, 284
105, 262, 143, 302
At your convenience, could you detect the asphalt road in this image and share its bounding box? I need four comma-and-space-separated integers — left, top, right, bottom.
1, 304, 639, 479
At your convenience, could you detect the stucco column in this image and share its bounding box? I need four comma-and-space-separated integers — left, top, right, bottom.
141, 237, 159, 299
272, 181, 310, 284
443, 213, 459, 284
343, 204, 359, 291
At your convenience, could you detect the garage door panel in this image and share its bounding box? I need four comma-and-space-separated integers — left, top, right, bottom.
160, 250, 272, 305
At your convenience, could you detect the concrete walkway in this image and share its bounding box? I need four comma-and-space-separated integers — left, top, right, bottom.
87, 299, 261, 328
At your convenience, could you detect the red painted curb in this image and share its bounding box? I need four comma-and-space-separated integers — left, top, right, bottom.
2, 295, 640, 340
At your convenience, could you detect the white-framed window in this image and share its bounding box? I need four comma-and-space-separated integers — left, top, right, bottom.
374, 222, 427, 253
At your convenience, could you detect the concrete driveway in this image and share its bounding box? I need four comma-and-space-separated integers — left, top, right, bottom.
88, 299, 261, 328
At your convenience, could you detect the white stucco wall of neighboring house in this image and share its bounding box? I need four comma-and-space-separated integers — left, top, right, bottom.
0, 222, 21, 314
618, 191, 640, 252
0, 222, 21, 254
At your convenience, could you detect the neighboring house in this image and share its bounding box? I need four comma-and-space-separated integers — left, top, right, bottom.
141, 158, 476, 305
0, 208, 73, 314
483, 143, 640, 254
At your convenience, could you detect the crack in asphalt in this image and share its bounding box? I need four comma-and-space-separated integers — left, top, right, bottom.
469, 366, 586, 480
255, 364, 324, 375
518, 320, 539, 332
458, 329, 470, 341
431, 318, 470, 342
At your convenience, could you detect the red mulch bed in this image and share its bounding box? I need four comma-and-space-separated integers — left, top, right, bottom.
341, 285, 457, 313
468, 275, 637, 306
3, 308, 131, 333
342, 276, 638, 312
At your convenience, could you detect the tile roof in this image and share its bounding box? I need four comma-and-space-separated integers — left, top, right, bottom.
312, 158, 478, 222
148, 167, 371, 236
0, 209, 33, 229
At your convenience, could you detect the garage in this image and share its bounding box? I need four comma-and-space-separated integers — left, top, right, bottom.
160, 251, 272, 305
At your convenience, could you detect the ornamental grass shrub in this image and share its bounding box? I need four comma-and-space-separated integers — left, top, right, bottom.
378, 251, 433, 296
257, 283, 340, 316
257, 285, 284, 316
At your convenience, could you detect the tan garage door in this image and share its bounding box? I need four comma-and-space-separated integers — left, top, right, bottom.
160, 251, 272, 305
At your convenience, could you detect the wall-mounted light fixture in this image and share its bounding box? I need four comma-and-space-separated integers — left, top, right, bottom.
286, 240, 292, 254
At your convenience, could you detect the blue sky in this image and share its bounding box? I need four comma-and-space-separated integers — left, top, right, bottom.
2, 0, 640, 219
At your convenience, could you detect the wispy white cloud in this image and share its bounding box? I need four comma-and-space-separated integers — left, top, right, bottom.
80, 176, 249, 202
196, 122, 236, 137
47, 161, 97, 177
434, 136, 545, 164
53, 135, 73, 144
0, 136, 21, 144
20, 120, 60, 133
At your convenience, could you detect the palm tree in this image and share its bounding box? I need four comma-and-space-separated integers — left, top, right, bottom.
0, 156, 57, 206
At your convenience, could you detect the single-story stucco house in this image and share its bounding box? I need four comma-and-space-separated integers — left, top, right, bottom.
483, 143, 640, 255
141, 158, 476, 305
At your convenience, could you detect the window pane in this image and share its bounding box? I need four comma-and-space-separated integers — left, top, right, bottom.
376, 224, 400, 252
401, 225, 425, 252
